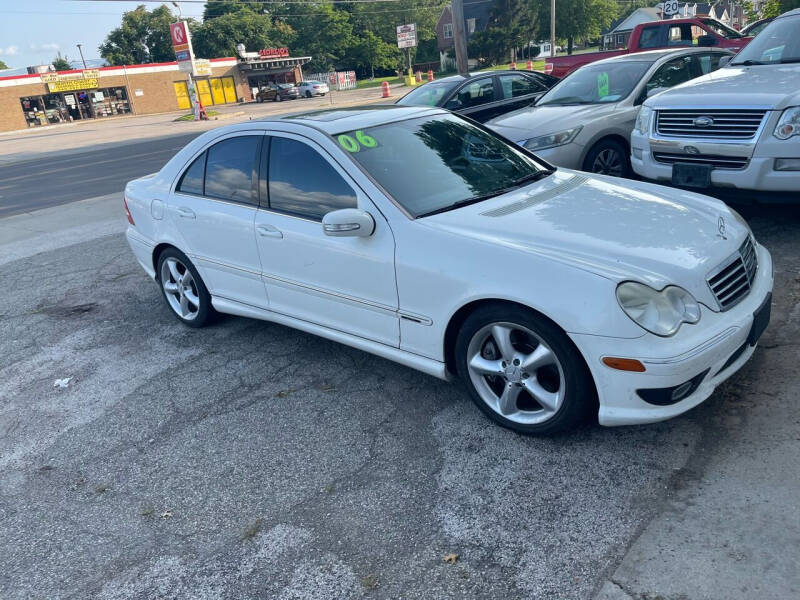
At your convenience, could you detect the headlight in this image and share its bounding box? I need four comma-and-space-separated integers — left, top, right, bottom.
616, 282, 701, 337
635, 106, 653, 135
520, 126, 583, 151
774, 107, 800, 140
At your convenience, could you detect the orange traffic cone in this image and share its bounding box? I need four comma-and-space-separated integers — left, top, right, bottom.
381, 81, 391, 98
415, 71, 422, 83
526, 60, 533, 71
428, 69, 434, 82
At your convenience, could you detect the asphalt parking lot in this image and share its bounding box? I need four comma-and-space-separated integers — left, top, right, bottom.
1, 193, 798, 599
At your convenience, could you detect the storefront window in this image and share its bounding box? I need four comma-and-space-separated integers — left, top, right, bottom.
20, 96, 46, 127
18, 86, 133, 128
43, 93, 69, 124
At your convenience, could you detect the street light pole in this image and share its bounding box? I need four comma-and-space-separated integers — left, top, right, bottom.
76, 43, 87, 69
451, 0, 469, 76
550, 0, 556, 59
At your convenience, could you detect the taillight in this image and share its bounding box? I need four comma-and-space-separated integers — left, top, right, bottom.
544, 63, 553, 74
123, 195, 135, 225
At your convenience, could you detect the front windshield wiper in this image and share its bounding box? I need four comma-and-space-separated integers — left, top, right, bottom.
731, 59, 766, 66
779, 58, 800, 64
417, 169, 556, 218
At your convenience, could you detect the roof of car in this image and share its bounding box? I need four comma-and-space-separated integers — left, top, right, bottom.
783, 8, 800, 16
591, 46, 732, 66
256, 105, 446, 134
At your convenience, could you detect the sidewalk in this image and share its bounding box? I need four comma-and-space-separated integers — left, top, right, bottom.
0, 84, 402, 166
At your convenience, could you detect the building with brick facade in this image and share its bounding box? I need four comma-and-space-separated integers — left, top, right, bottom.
0, 52, 309, 133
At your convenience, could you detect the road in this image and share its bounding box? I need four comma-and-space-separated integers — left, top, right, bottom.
0, 133, 198, 218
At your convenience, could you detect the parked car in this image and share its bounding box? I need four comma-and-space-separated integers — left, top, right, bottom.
123, 106, 772, 434
488, 48, 733, 177
298, 80, 329, 97
396, 70, 559, 122
740, 17, 774, 37
256, 83, 299, 103
631, 8, 800, 198
545, 18, 752, 78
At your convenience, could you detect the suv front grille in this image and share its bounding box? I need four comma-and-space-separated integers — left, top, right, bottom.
707, 237, 758, 311
656, 109, 767, 139
653, 152, 749, 170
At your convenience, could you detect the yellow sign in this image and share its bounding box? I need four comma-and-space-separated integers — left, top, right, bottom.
48, 78, 99, 93
194, 59, 212, 77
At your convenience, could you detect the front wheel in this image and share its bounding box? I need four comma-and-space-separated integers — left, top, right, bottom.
157, 248, 214, 328
455, 305, 594, 434
583, 139, 629, 178
305, 91, 312, 98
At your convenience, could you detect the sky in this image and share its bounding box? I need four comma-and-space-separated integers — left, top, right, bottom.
0, 1, 206, 72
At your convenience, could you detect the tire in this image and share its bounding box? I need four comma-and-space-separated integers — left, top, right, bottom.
256, 96, 263, 103
305, 91, 312, 98
277, 94, 283, 102
583, 139, 630, 178
454, 304, 595, 435
156, 247, 215, 328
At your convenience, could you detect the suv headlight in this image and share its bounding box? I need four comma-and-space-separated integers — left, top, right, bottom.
635, 106, 653, 135
616, 282, 701, 337
774, 107, 800, 140
521, 126, 582, 151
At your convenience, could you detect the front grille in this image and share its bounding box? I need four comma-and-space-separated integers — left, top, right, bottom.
656, 109, 767, 139
653, 152, 749, 170
707, 237, 758, 311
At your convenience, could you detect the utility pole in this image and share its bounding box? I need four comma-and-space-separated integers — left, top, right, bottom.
451, 0, 469, 76
76, 43, 87, 68
550, 0, 556, 59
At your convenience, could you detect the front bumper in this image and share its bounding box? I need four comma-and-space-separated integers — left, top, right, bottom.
630, 131, 799, 193
571, 242, 773, 426
531, 142, 586, 170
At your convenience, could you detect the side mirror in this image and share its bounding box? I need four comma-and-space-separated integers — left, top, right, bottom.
697, 34, 717, 47
322, 208, 375, 237
719, 55, 732, 67
445, 99, 462, 110
647, 86, 668, 98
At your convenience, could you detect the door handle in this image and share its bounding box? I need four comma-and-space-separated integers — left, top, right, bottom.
177, 207, 196, 219
256, 224, 283, 239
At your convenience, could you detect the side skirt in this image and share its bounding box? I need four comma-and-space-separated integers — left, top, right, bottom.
211, 296, 451, 382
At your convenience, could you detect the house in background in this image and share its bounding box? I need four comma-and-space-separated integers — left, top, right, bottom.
435, 2, 494, 70
601, 7, 661, 50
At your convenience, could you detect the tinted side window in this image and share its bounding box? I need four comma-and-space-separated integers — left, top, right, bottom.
455, 78, 495, 108
177, 152, 205, 195
268, 137, 357, 220
639, 26, 663, 48
696, 52, 724, 74
499, 74, 544, 99
204, 136, 260, 204
646, 56, 696, 93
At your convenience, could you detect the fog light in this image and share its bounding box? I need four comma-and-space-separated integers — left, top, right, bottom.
671, 380, 694, 402
774, 158, 800, 171
632, 148, 643, 160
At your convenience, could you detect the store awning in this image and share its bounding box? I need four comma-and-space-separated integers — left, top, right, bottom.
237, 57, 312, 74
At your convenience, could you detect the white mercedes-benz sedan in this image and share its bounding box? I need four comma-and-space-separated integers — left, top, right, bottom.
124, 106, 773, 434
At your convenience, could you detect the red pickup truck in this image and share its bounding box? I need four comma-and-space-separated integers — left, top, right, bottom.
545, 18, 752, 78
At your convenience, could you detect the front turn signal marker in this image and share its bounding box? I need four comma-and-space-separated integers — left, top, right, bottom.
602, 357, 646, 372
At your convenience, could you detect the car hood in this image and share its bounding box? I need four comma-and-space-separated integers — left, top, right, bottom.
487, 103, 620, 141
423, 169, 749, 308
646, 65, 800, 110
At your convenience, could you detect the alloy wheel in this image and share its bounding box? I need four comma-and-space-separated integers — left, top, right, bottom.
591, 148, 624, 177
160, 257, 200, 321
466, 322, 565, 425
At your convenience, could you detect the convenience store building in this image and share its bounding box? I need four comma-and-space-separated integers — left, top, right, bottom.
0, 52, 308, 133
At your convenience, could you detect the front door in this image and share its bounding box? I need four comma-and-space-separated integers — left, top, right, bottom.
170, 132, 266, 307
254, 134, 399, 347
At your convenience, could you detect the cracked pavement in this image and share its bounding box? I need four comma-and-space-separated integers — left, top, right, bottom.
0, 198, 798, 599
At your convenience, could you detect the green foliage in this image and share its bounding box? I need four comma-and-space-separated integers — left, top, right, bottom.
350, 31, 401, 78
192, 8, 291, 59
275, 3, 354, 73
51, 52, 72, 71
99, 4, 181, 65
539, 0, 619, 47
747, 0, 800, 18
0, 59, 9, 70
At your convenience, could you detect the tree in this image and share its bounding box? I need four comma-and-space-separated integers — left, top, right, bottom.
0, 59, 8, 70
52, 52, 71, 71
745, 0, 800, 19
539, 0, 619, 54
275, 3, 354, 73
350, 30, 400, 78
192, 8, 292, 59
99, 4, 181, 65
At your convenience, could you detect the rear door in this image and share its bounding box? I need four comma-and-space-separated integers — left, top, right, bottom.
446, 76, 505, 122
171, 132, 267, 308
497, 73, 549, 114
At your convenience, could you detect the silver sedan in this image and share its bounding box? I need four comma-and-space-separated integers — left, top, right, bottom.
486, 47, 733, 178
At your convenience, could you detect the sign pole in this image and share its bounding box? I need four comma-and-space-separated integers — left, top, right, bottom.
452, 0, 469, 76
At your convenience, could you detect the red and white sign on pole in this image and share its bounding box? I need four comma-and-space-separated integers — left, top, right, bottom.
396, 23, 417, 49
170, 21, 196, 74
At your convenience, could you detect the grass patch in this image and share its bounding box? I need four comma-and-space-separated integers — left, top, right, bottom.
173, 110, 220, 122
357, 75, 405, 89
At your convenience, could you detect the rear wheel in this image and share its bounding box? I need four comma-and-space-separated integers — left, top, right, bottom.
455, 305, 594, 434
305, 91, 313, 98
156, 248, 214, 328
256, 96, 263, 103
583, 139, 629, 178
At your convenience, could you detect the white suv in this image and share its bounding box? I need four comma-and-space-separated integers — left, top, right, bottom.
631, 8, 800, 197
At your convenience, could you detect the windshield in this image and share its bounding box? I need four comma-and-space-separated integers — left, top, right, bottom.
396, 81, 460, 107
336, 114, 550, 217
537, 61, 651, 105
701, 18, 742, 39
731, 16, 800, 64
